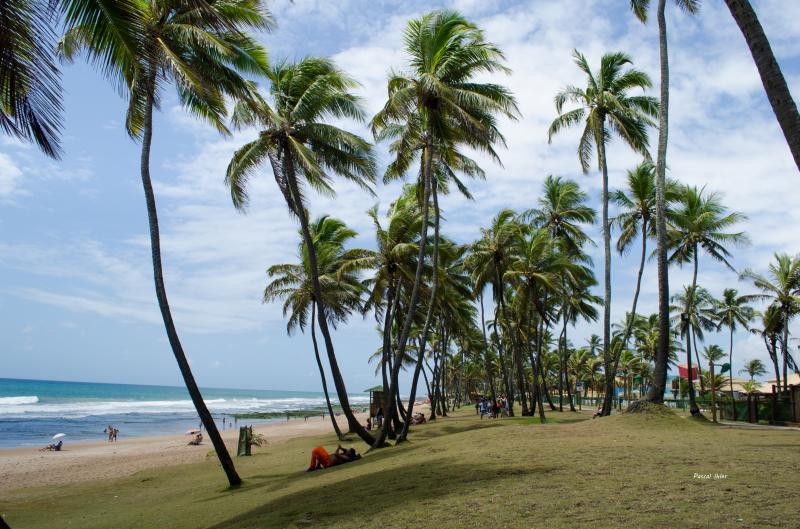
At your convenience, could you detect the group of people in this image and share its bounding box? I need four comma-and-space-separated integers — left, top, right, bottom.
104, 425, 119, 442
188, 432, 204, 445
476, 396, 510, 419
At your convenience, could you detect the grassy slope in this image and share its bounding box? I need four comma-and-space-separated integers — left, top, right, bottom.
2, 409, 798, 529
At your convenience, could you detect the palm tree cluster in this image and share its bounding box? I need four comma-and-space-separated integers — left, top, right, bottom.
2, 3, 799, 500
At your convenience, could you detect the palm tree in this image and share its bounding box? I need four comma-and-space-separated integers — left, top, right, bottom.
723, 0, 800, 171
703, 344, 726, 422
740, 380, 761, 394
671, 285, 716, 414
712, 288, 756, 417
610, 161, 679, 391
740, 359, 767, 381
465, 210, 520, 413
372, 10, 517, 442
526, 175, 596, 254
548, 50, 658, 416
741, 253, 800, 392
630, 0, 699, 405
264, 216, 368, 441
669, 186, 748, 292
1, 0, 61, 156
225, 57, 377, 445
749, 305, 784, 389
362, 186, 423, 438
62, 0, 273, 487
2, 0, 144, 156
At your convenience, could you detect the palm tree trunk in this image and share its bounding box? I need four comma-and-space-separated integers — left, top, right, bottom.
781, 315, 789, 392
528, 303, 546, 422
597, 128, 614, 416
284, 157, 374, 445
380, 133, 434, 446
558, 317, 566, 412
0, 513, 10, 529
495, 270, 516, 416
398, 337, 425, 442
564, 319, 576, 412
480, 293, 497, 401
140, 71, 240, 486
649, 0, 671, 405
724, 0, 800, 171
766, 335, 781, 391
310, 304, 344, 440
492, 295, 514, 410
612, 221, 648, 399
690, 248, 705, 396
729, 326, 737, 420
686, 325, 698, 413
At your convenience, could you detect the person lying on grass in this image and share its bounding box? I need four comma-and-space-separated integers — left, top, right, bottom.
306, 445, 361, 472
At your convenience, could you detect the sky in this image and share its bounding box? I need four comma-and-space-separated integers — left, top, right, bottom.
1, 0, 799, 393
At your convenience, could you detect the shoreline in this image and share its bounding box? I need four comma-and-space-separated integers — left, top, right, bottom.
0, 411, 369, 493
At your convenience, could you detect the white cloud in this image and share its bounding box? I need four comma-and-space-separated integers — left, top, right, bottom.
0, 153, 24, 197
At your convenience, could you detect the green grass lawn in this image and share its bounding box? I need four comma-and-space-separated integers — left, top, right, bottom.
2, 408, 798, 529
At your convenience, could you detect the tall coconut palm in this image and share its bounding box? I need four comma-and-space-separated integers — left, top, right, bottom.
225, 57, 377, 445
264, 216, 369, 441
526, 175, 596, 254
740, 359, 767, 381
62, 0, 273, 486
372, 10, 517, 443
668, 186, 748, 291
741, 253, 800, 392
548, 49, 658, 416
610, 161, 679, 389
723, 0, 800, 171
712, 288, 756, 417
631, 0, 699, 405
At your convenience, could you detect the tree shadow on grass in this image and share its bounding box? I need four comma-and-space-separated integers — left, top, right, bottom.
207, 459, 552, 529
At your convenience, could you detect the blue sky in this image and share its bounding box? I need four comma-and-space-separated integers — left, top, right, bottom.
2, 0, 799, 392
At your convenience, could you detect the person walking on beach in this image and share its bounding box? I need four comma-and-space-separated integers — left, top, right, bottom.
112, 428, 118, 442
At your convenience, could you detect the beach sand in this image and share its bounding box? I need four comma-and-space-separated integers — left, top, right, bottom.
0, 412, 369, 493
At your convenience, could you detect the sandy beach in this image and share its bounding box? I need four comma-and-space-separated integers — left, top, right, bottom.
0, 412, 368, 493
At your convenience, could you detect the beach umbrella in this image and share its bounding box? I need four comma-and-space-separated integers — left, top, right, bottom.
52, 433, 66, 440
185, 430, 200, 435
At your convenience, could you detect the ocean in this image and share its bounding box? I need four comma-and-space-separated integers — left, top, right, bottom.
0, 378, 371, 448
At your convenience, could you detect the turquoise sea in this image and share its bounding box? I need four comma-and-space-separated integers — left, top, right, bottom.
0, 378, 370, 448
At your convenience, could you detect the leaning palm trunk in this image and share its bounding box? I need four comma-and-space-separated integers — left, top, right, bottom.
311, 304, 344, 440
649, 0, 672, 404
724, 0, 800, 172
140, 74, 240, 486
284, 159, 373, 445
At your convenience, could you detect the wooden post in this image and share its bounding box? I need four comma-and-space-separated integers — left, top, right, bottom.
770, 385, 777, 425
